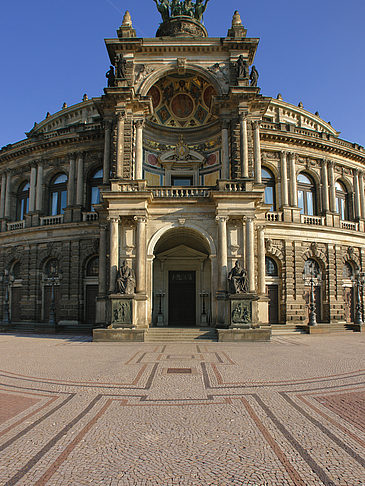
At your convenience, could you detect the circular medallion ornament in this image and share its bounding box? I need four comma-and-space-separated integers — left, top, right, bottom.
171, 94, 194, 119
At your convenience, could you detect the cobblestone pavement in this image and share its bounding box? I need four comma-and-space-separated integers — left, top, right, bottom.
0, 332, 364, 485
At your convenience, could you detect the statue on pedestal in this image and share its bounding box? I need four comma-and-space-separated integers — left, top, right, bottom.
228, 260, 248, 294
237, 55, 249, 79
106, 66, 115, 87
250, 65, 259, 87
116, 261, 135, 294
115, 54, 127, 79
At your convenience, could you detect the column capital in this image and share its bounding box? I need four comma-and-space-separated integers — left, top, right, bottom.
107, 216, 120, 224
327, 160, 335, 169
280, 150, 288, 157
116, 111, 126, 121
99, 222, 108, 231
134, 119, 145, 129
134, 215, 147, 224
252, 120, 260, 130
221, 118, 230, 129
243, 215, 255, 223
103, 119, 113, 130
239, 112, 248, 122
215, 215, 229, 223
257, 224, 265, 232
28, 161, 38, 170
354, 168, 360, 176
68, 152, 77, 161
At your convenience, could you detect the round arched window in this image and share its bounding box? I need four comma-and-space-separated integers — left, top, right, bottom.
343, 262, 353, 279
86, 256, 99, 276
335, 181, 349, 221
303, 258, 320, 277
49, 174, 67, 216
45, 259, 59, 277
17, 182, 30, 220
88, 168, 103, 211
265, 256, 278, 276
262, 168, 276, 211
297, 173, 316, 215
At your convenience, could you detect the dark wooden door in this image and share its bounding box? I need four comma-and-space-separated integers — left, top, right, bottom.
11, 287, 22, 322
267, 285, 279, 324
43, 287, 61, 322
85, 285, 98, 324
168, 271, 196, 326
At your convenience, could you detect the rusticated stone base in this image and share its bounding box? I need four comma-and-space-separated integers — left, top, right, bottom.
217, 328, 271, 342
93, 328, 145, 342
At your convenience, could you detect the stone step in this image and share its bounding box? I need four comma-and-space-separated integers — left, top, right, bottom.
145, 328, 218, 342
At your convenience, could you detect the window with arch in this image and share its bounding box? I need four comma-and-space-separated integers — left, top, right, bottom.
10, 261, 21, 280
45, 258, 59, 277
49, 174, 67, 215
343, 262, 353, 279
303, 258, 320, 277
88, 168, 103, 211
335, 180, 349, 221
262, 168, 276, 211
265, 256, 278, 276
16, 182, 30, 220
86, 256, 99, 276
297, 173, 316, 215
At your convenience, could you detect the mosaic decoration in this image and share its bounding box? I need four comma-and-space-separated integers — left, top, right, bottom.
148, 74, 217, 128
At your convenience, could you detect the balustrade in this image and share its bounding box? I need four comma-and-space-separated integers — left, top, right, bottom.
82, 212, 99, 222
40, 215, 64, 226
7, 220, 25, 231
301, 214, 324, 225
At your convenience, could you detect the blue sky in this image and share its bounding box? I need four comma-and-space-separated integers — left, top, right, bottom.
1, 0, 364, 147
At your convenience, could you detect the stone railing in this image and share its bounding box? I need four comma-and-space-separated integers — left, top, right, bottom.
301, 214, 324, 225
7, 220, 25, 231
217, 181, 246, 192
341, 220, 358, 231
82, 211, 99, 222
265, 212, 283, 222
40, 215, 64, 226
152, 187, 209, 198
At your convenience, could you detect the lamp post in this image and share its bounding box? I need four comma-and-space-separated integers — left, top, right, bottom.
156, 290, 165, 327
303, 263, 321, 326
2, 270, 11, 325
351, 269, 364, 327
200, 290, 209, 325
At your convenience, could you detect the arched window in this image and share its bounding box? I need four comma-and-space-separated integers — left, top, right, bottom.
11, 261, 21, 279
45, 258, 59, 277
86, 256, 99, 276
262, 168, 276, 211
265, 256, 278, 276
88, 168, 103, 211
335, 181, 349, 220
343, 262, 353, 279
303, 258, 320, 277
16, 182, 30, 220
297, 173, 316, 215
49, 174, 67, 215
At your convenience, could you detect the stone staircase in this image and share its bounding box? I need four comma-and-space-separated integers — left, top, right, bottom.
145, 327, 218, 342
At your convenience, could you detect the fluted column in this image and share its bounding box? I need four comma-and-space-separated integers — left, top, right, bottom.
289, 152, 298, 207
134, 216, 147, 293
280, 151, 288, 207
103, 120, 112, 184
257, 225, 265, 295
67, 154, 76, 206
109, 217, 119, 292
216, 216, 228, 293
354, 169, 361, 220
4, 171, 11, 219
99, 223, 107, 297
76, 153, 84, 206
321, 160, 329, 213
135, 120, 144, 180
36, 162, 44, 212
253, 121, 262, 183
328, 162, 336, 212
240, 114, 249, 178
0, 173, 6, 218
359, 172, 365, 219
246, 217, 255, 292
29, 164, 37, 213
116, 112, 125, 179
221, 119, 229, 179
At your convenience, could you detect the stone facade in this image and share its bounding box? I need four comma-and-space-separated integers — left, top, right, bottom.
1, 9, 365, 333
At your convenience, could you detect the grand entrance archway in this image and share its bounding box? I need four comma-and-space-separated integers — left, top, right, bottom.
152, 228, 211, 327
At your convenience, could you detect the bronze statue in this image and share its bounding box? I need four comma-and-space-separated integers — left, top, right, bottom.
250, 65, 259, 87
228, 260, 248, 294
194, 0, 210, 21
237, 55, 249, 79
182, 0, 194, 17
116, 261, 136, 294
106, 66, 115, 88
115, 54, 127, 79
153, 0, 170, 22
171, 0, 182, 16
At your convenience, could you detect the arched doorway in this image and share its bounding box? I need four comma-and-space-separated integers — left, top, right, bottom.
152, 228, 211, 327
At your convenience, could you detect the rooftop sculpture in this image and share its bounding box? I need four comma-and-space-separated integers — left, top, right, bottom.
153, 0, 210, 22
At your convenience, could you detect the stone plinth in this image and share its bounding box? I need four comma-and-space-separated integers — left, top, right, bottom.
109, 294, 133, 329
218, 328, 271, 342
229, 294, 259, 329
156, 17, 208, 38
93, 328, 145, 342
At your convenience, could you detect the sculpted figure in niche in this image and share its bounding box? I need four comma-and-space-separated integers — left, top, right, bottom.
237, 55, 249, 79
115, 54, 127, 79
153, 0, 170, 22
250, 65, 259, 87
228, 260, 248, 294
106, 66, 115, 87
116, 261, 136, 294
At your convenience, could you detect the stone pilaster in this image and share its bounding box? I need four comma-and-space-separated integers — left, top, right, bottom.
239, 114, 249, 178
0, 172, 7, 219
29, 164, 37, 213
257, 225, 265, 295
280, 151, 288, 207
103, 120, 112, 184
253, 121, 261, 183
216, 216, 228, 293
289, 152, 298, 207
328, 161, 336, 212
99, 223, 107, 297
134, 119, 145, 180
221, 119, 230, 179
353, 169, 361, 220
246, 216, 255, 292
4, 171, 11, 219
76, 153, 84, 206
108, 217, 119, 292
116, 112, 125, 179
35, 162, 44, 212
134, 216, 147, 293
359, 172, 365, 219
321, 160, 329, 213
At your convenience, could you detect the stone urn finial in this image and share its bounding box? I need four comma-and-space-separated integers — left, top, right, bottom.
232, 10, 242, 26
122, 10, 132, 26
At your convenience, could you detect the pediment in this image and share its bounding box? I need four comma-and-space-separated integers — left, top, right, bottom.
157, 244, 207, 261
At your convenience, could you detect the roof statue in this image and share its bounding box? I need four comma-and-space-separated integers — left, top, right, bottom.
153, 0, 210, 22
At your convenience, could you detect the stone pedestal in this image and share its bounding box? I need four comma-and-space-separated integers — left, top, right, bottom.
229, 294, 259, 329
109, 294, 133, 329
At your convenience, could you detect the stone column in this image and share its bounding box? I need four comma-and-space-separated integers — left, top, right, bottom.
328, 162, 336, 212
0, 173, 6, 219
99, 223, 107, 296
240, 114, 249, 178
359, 172, 365, 219
76, 153, 84, 206
257, 225, 265, 295
253, 121, 262, 183
103, 121, 112, 184
134, 216, 147, 293
289, 152, 298, 207
109, 217, 119, 292
280, 151, 288, 207
67, 154, 76, 206
135, 120, 144, 180
246, 217, 255, 292
116, 112, 125, 179
321, 160, 329, 213
216, 216, 228, 293
36, 162, 44, 212
221, 119, 229, 179
4, 171, 11, 219
29, 164, 37, 213
354, 169, 361, 220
